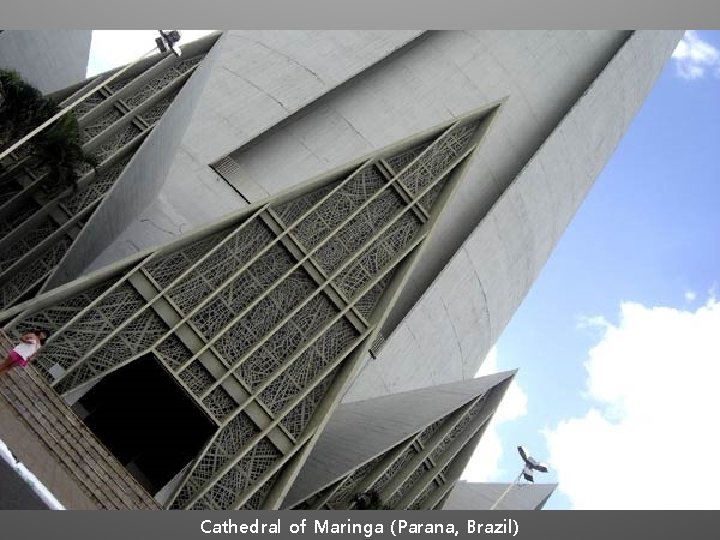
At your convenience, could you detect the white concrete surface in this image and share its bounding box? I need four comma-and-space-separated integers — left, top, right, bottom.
72, 31, 681, 402
0, 30, 91, 94
442, 480, 557, 510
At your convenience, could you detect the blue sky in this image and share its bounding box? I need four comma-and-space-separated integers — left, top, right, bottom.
464, 30, 720, 509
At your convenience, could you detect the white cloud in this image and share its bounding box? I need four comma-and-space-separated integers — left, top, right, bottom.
87, 30, 215, 77
684, 290, 696, 303
545, 297, 720, 509
461, 347, 528, 482
671, 31, 720, 80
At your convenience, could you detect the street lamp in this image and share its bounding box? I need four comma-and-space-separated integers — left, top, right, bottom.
489, 445, 550, 510
156, 30, 182, 57
516, 445, 549, 482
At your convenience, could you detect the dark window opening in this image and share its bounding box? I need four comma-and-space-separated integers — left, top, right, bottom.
74, 354, 215, 495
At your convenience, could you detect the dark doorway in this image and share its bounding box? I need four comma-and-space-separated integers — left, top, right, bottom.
75, 354, 215, 495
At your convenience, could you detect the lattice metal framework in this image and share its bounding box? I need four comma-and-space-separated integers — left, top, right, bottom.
3, 104, 497, 510
291, 377, 510, 510
0, 36, 217, 312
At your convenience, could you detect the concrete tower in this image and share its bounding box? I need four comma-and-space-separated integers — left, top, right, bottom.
0, 30, 681, 510
40, 31, 681, 402
1, 99, 501, 509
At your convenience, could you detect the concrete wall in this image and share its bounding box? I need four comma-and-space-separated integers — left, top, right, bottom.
443, 481, 557, 510
87, 31, 424, 263
0, 30, 91, 94
87, 31, 629, 302
76, 31, 681, 402
174, 30, 425, 165
47, 40, 221, 283
95, 31, 628, 264
343, 30, 681, 401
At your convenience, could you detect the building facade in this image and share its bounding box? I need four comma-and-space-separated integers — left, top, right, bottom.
285, 373, 514, 510
0, 30, 681, 510
0, 34, 219, 313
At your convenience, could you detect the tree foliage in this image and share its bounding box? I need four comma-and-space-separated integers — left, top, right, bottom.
0, 69, 96, 191
0, 69, 56, 149
33, 112, 97, 191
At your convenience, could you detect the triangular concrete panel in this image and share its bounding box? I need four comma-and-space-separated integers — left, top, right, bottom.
442, 480, 557, 510
284, 371, 514, 506
1, 103, 502, 511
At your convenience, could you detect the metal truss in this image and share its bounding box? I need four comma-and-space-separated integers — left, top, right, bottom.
291, 376, 511, 510
0, 35, 218, 312
4, 101, 500, 510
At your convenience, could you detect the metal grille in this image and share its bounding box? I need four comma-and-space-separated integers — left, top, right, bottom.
0, 47, 211, 315
8, 112, 488, 510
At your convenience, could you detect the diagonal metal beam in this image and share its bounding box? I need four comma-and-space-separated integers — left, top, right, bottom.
171, 230, 428, 509
126, 269, 296, 453
172, 325, 373, 509
376, 160, 428, 223
51, 112, 484, 391
399, 382, 510, 509
50, 205, 268, 386
420, 427, 488, 510
171, 134, 474, 380
396, 407, 492, 509
76, 53, 177, 127
81, 65, 197, 155
0, 64, 195, 265
0, 131, 148, 257
315, 435, 417, 509
51, 161, 381, 387
259, 209, 369, 332
0, 198, 101, 285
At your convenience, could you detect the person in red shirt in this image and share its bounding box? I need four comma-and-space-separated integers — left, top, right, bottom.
0, 330, 49, 376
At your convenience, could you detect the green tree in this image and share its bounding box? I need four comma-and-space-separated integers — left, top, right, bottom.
32, 113, 97, 191
0, 70, 97, 191
0, 69, 56, 150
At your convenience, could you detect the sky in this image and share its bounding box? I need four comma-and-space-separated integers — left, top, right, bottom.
5, 30, 717, 511
461, 30, 720, 510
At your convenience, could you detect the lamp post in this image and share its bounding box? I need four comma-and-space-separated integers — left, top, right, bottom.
0, 30, 182, 162
156, 30, 182, 57
489, 445, 549, 510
